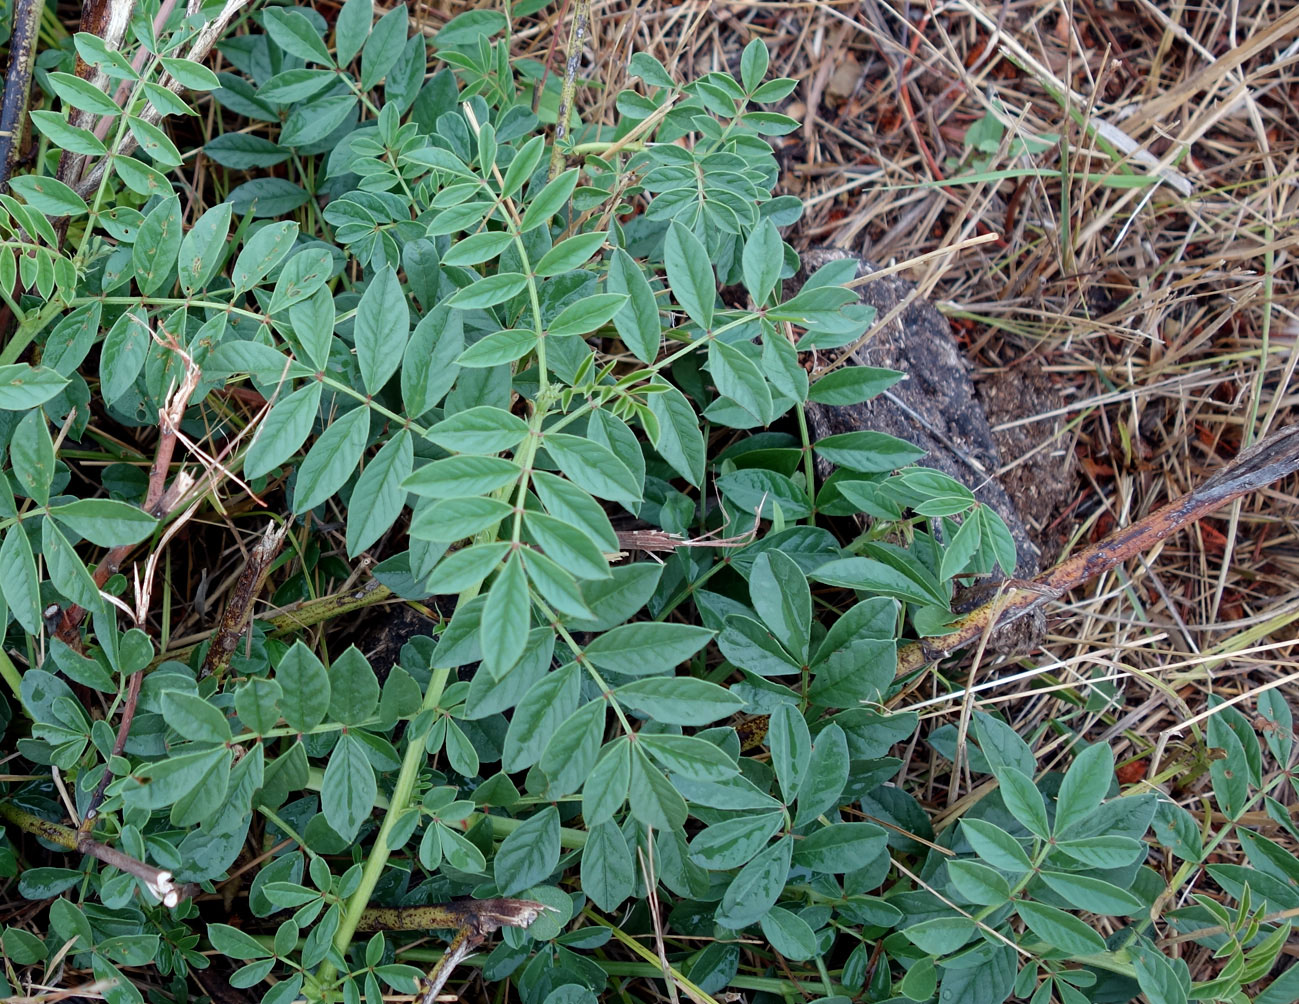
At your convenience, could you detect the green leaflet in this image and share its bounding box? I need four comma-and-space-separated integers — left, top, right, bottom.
494, 805, 560, 897
42, 519, 102, 612
0, 524, 42, 633
716, 834, 792, 929
480, 552, 530, 675
664, 221, 715, 330
580, 821, 634, 912
244, 382, 323, 480
354, 266, 410, 393
403, 455, 519, 498
179, 203, 233, 294
584, 622, 713, 676
11, 409, 53, 506
542, 433, 642, 505
540, 699, 606, 797
294, 407, 370, 513
321, 733, 376, 842
133, 194, 183, 295
346, 430, 413, 556
425, 406, 528, 454
99, 309, 151, 405
0, 24, 1237, 1004
277, 641, 331, 733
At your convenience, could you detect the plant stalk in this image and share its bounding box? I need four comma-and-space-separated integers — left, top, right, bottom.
0, 645, 21, 701
0, 0, 42, 194
321, 665, 451, 990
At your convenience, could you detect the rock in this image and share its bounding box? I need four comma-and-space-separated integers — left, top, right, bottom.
798, 250, 1075, 657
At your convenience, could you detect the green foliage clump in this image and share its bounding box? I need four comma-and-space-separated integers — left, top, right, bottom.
0, 4, 1295, 1004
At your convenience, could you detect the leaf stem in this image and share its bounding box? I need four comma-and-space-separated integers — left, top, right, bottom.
322, 664, 451, 991
300, 767, 592, 846
796, 401, 817, 524
542, 600, 636, 736
0, 646, 22, 701
73, 294, 271, 327
0, 298, 64, 365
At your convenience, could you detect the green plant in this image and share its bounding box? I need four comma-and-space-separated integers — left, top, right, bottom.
0, 4, 1296, 1004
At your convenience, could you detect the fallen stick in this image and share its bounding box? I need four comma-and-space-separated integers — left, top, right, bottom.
199, 521, 287, 682
358, 900, 545, 1003
0, 802, 197, 907
356, 899, 547, 934
897, 424, 1299, 674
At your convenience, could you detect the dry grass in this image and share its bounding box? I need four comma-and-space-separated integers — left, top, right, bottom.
163, 0, 1299, 990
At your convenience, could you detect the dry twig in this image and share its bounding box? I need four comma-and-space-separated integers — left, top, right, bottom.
900, 425, 1299, 672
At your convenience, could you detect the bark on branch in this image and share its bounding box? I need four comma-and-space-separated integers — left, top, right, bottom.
0, 801, 198, 907
896, 424, 1299, 673
358, 899, 545, 1004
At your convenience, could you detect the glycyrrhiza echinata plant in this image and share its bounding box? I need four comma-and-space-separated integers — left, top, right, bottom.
0, 5, 1294, 1004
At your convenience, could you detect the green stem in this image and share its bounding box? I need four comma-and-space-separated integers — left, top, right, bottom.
0, 800, 79, 850
583, 910, 724, 1004
0, 299, 63, 365
319, 372, 428, 437
257, 937, 807, 998
514, 235, 547, 393
343, 74, 382, 118
0, 645, 22, 702
237, 718, 383, 745
796, 401, 816, 524
567, 140, 647, 156
0, 276, 27, 325
545, 603, 635, 736
510, 420, 544, 545
655, 558, 728, 622
970, 841, 1049, 927
258, 805, 319, 861
303, 767, 591, 847
76, 295, 269, 325
321, 665, 451, 990
484, 810, 587, 847
645, 310, 756, 375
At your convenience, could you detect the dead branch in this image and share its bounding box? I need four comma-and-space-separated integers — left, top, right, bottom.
897, 425, 1299, 673
355, 899, 543, 1004
54, 335, 202, 645
0, 802, 198, 908
54, 0, 135, 196
199, 520, 288, 682
71, 0, 255, 198
0, 0, 42, 194
356, 898, 545, 935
